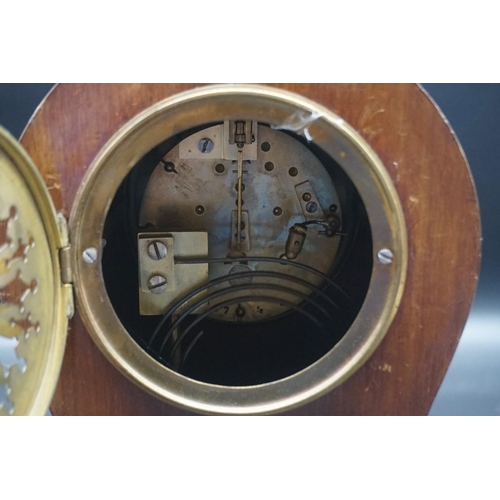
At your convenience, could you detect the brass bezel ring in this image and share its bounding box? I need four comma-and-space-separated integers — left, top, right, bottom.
70, 84, 408, 415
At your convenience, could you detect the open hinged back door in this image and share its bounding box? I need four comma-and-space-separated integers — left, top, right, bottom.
0, 126, 72, 416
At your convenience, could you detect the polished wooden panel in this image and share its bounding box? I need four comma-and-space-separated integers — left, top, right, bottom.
20, 84, 480, 415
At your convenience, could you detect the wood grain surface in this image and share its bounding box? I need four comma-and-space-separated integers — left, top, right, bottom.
19, 84, 481, 415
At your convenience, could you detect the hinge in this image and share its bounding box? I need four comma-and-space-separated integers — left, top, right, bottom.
59, 246, 73, 285
56, 213, 74, 319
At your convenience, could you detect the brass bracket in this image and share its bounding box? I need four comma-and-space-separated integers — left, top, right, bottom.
294, 181, 325, 221
138, 231, 208, 316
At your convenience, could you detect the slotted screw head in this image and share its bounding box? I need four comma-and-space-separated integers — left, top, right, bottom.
377, 248, 394, 265
148, 274, 168, 294
83, 247, 98, 264
306, 201, 318, 213
198, 138, 214, 154
147, 241, 168, 261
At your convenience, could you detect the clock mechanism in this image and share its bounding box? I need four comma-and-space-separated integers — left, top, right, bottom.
101, 120, 372, 386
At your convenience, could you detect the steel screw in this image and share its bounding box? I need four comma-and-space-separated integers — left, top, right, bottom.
83, 247, 98, 264
148, 274, 168, 294
302, 192, 312, 202
198, 138, 214, 154
195, 205, 205, 215
147, 241, 168, 261
261, 142, 271, 152
329, 204, 338, 213
215, 163, 225, 173
273, 207, 283, 216
289, 167, 298, 177
306, 201, 318, 213
377, 248, 394, 265
265, 162, 274, 172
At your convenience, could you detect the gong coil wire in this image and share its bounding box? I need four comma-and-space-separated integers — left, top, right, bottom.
149, 257, 354, 350
173, 256, 354, 304
168, 294, 331, 360
148, 269, 344, 347
148, 257, 355, 370
162, 282, 334, 353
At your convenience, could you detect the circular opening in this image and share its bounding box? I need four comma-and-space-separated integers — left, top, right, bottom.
71, 85, 407, 414
101, 122, 373, 386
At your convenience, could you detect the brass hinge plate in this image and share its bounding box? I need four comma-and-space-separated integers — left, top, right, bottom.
56, 213, 74, 319
59, 246, 72, 285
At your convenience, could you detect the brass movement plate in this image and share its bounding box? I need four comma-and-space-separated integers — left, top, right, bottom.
139, 124, 342, 322
0, 127, 69, 416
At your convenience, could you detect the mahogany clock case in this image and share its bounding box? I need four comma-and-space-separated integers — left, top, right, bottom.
0, 85, 486, 414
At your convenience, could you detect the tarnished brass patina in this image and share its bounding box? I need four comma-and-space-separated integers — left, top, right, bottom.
140, 123, 343, 322
70, 85, 408, 415
0, 127, 71, 416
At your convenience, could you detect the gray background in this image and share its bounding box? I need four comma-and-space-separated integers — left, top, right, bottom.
0, 84, 498, 415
